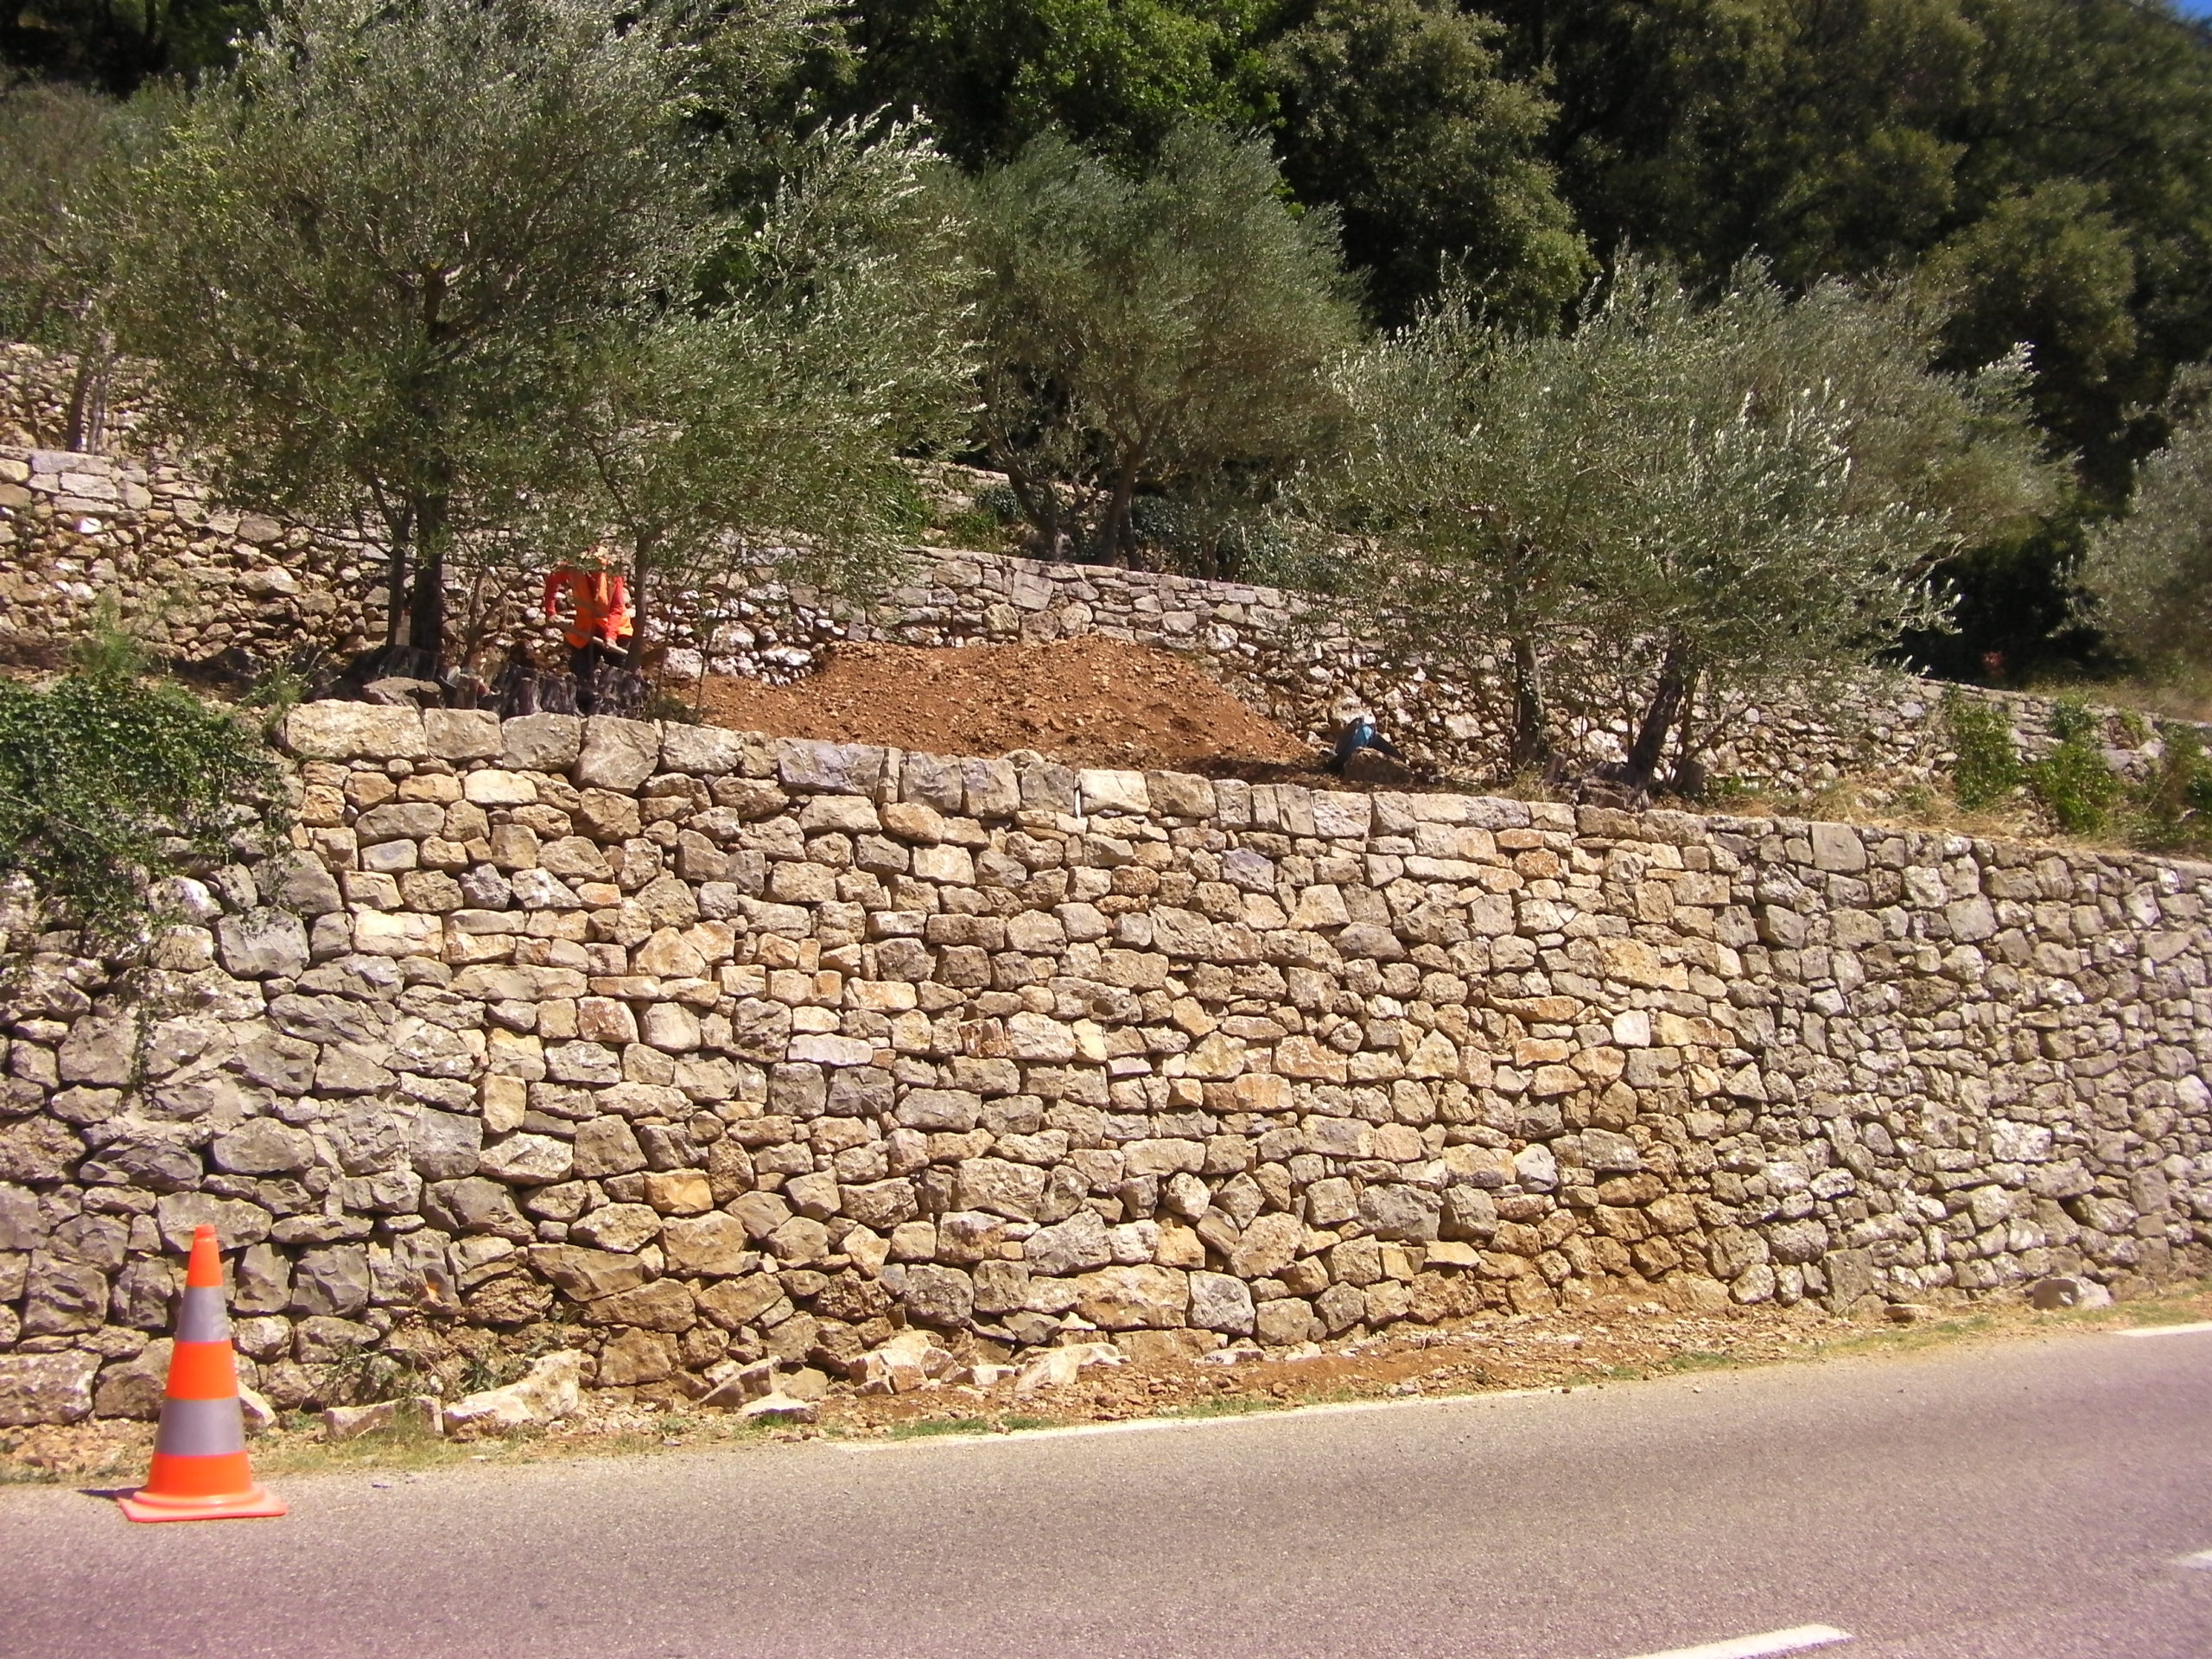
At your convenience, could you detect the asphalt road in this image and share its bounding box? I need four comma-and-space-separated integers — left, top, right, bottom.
4, 1323, 2209, 1659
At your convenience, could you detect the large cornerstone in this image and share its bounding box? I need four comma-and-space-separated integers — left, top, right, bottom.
2, 704, 2208, 1425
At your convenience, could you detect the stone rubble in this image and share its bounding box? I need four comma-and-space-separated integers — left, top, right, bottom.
1, 703, 2209, 1424
439, 1350, 584, 1436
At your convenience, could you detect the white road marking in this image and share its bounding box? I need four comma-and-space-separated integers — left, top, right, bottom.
837, 1386, 1558, 1453
2116, 1321, 2212, 1338
1624, 1626, 1853, 1659
2178, 1549, 2212, 1569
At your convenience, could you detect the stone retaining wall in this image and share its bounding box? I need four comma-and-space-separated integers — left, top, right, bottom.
0, 443, 385, 672
2, 705, 2207, 1427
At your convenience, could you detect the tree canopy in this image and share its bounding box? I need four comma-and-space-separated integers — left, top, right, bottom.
967, 123, 1359, 566
1287, 261, 2055, 789
2076, 374, 2212, 672
11, 0, 2212, 686
109, 0, 709, 663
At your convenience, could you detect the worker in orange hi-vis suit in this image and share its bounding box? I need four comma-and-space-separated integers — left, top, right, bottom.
542, 557, 632, 713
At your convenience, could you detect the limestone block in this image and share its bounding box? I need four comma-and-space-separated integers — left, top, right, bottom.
1078, 769, 1149, 817
842, 1179, 919, 1232
291, 1244, 372, 1316
526, 1244, 652, 1302
464, 769, 538, 805
410, 1110, 484, 1182
1310, 791, 1372, 840
1145, 771, 1216, 819
1767, 1218, 1830, 1264
899, 1262, 976, 1328
1945, 895, 1998, 943
0, 1352, 99, 1426
1581, 1128, 1642, 1174
912, 844, 975, 885
22, 1255, 106, 1335
899, 750, 963, 810
353, 910, 442, 957
789, 1033, 879, 1068
661, 724, 749, 776
575, 716, 661, 791
0, 1184, 41, 1252
212, 1118, 315, 1175
644, 1171, 714, 1216
1072, 1264, 1189, 1329
423, 1178, 531, 1240
956, 1157, 1049, 1221
477, 1133, 574, 1185
1809, 822, 1867, 873
263, 855, 344, 917
962, 757, 1020, 818
284, 702, 428, 760
1189, 1271, 1255, 1335
661, 1213, 754, 1276
1229, 1212, 1303, 1279
778, 738, 887, 796
582, 1278, 696, 1332
92, 1340, 174, 1420
696, 1272, 787, 1331
442, 1351, 584, 1434
153, 1192, 274, 1251
1513, 1144, 1559, 1192
997, 1012, 1072, 1064
570, 1203, 662, 1253
1360, 1184, 1442, 1241
56, 1015, 136, 1087
423, 709, 502, 760
501, 714, 582, 772
217, 911, 310, 980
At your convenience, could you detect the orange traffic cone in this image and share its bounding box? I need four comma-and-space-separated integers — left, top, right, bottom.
118, 1224, 286, 1522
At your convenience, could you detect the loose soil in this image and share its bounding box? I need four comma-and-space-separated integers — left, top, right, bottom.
696, 637, 1322, 777
9, 1282, 2205, 1486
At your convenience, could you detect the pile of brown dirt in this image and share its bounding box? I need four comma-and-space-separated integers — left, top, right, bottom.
696, 637, 1321, 775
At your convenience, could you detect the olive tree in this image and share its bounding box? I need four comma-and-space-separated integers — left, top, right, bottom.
0, 81, 176, 448
967, 122, 1360, 566
543, 120, 975, 669
1293, 259, 2055, 790
2076, 373, 2212, 673
110, 0, 707, 666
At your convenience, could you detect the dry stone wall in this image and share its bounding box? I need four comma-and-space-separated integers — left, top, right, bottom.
0, 444, 385, 671
2, 705, 2209, 1427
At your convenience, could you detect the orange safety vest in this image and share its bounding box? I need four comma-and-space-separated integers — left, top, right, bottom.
543, 567, 632, 651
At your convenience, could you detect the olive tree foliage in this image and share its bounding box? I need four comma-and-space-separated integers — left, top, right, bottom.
109, 0, 708, 664
2075, 371, 2212, 673
966, 122, 1361, 569
0, 79, 175, 448
542, 120, 975, 668
1287, 259, 2055, 791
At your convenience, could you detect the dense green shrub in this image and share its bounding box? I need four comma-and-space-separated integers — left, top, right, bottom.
2128, 724, 2212, 855
2027, 740, 2120, 836
0, 643, 282, 941
2024, 696, 2120, 835
1943, 689, 2022, 810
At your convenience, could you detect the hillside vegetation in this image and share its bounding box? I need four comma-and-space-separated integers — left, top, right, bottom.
2, 0, 2211, 823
